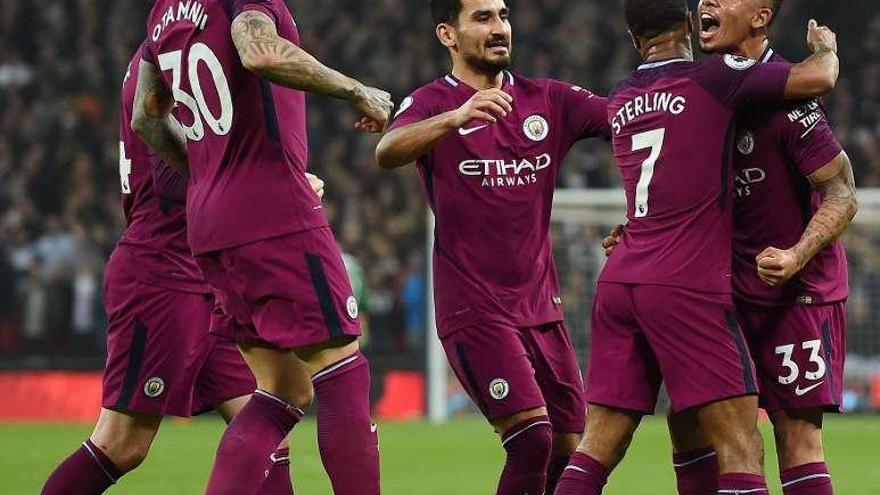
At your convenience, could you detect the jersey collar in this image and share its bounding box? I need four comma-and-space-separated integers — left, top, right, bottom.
637, 58, 689, 71
444, 70, 515, 93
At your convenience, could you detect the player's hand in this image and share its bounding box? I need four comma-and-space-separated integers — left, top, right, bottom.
756, 246, 804, 286
450, 88, 513, 128
352, 83, 393, 133
306, 172, 325, 198
807, 19, 837, 54
601, 224, 625, 258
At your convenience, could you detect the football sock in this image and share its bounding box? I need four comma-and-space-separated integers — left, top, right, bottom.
313, 352, 380, 495
496, 415, 553, 495
547, 454, 572, 494
40, 439, 122, 495
717, 472, 768, 494
673, 447, 719, 495
257, 447, 294, 494
781, 462, 833, 495
206, 390, 304, 495
554, 451, 609, 495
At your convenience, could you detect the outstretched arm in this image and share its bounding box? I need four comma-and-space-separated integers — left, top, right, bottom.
375, 89, 512, 169
131, 60, 189, 176
756, 151, 858, 286
784, 19, 839, 99
231, 10, 392, 131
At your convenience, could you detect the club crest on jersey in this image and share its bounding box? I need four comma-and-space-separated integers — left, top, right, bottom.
144, 377, 166, 398
724, 54, 757, 71
736, 130, 755, 155
523, 115, 549, 142
489, 378, 510, 400
346, 296, 359, 319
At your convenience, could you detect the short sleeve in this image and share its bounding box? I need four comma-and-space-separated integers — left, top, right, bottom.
229, 0, 281, 24
697, 55, 791, 110
141, 41, 156, 65
778, 100, 844, 177
386, 89, 440, 132
550, 80, 610, 141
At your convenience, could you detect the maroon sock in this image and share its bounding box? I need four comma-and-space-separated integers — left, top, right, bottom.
206, 390, 304, 495
554, 452, 609, 495
781, 462, 833, 495
41, 439, 122, 495
547, 454, 572, 494
257, 447, 294, 494
673, 447, 718, 495
717, 472, 768, 494
496, 416, 553, 495
313, 352, 379, 495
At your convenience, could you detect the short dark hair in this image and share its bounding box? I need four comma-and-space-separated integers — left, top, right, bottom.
767, 0, 783, 26
431, 0, 464, 26
624, 0, 689, 39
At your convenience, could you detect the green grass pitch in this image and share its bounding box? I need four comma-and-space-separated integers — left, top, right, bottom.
2, 416, 878, 494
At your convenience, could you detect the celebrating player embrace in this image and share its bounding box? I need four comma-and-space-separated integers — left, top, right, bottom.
376, 0, 609, 493
555, 0, 840, 494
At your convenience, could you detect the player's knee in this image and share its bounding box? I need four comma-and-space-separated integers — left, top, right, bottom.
771, 412, 824, 466
95, 436, 152, 473
552, 432, 582, 456
714, 426, 764, 471
284, 387, 315, 410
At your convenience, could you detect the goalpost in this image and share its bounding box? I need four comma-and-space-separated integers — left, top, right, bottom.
425, 188, 880, 422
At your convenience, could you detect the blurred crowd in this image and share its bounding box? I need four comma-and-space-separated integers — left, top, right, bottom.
1, 0, 879, 381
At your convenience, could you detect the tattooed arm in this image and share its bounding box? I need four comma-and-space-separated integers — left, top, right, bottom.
231, 10, 392, 131
756, 151, 858, 286
131, 60, 189, 177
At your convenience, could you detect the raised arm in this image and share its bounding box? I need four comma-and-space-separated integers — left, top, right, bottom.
230, 10, 392, 131
784, 20, 839, 99
131, 60, 189, 177
756, 151, 858, 286
375, 89, 512, 169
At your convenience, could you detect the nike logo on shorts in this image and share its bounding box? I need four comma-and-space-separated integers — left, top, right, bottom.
794, 381, 824, 396
458, 125, 488, 136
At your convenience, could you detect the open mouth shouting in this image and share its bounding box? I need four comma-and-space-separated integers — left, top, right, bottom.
700, 12, 721, 43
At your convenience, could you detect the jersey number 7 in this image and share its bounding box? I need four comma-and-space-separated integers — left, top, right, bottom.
632, 128, 666, 218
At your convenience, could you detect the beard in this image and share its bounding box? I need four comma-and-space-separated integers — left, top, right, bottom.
463, 50, 511, 74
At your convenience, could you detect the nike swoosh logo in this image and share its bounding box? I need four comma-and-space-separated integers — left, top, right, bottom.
794, 381, 824, 396
458, 125, 488, 136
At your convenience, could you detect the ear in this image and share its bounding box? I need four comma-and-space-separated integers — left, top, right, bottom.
436, 23, 457, 49
751, 7, 773, 30
628, 30, 642, 51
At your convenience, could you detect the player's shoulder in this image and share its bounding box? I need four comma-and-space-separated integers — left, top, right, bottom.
404, 76, 458, 104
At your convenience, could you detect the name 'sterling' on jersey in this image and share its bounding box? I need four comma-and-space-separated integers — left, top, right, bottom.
611, 92, 687, 135
152, 1, 209, 40
460, 153, 552, 188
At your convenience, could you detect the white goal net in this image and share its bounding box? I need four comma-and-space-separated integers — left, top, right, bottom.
426, 189, 880, 421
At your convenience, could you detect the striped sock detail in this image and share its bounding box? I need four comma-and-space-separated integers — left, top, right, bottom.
82, 440, 120, 484
312, 353, 361, 383
673, 449, 717, 468
501, 416, 553, 447
254, 389, 306, 417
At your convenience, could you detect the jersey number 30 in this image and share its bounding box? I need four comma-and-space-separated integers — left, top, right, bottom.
158, 44, 233, 141
632, 128, 666, 218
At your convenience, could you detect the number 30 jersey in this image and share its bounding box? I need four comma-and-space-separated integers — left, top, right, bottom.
599, 55, 790, 294
144, 0, 327, 255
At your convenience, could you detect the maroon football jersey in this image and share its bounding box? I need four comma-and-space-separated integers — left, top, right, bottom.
144, 0, 326, 254
732, 47, 847, 307
116, 43, 207, 293
600, 55, 791, 294
388, 72, 609, 335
